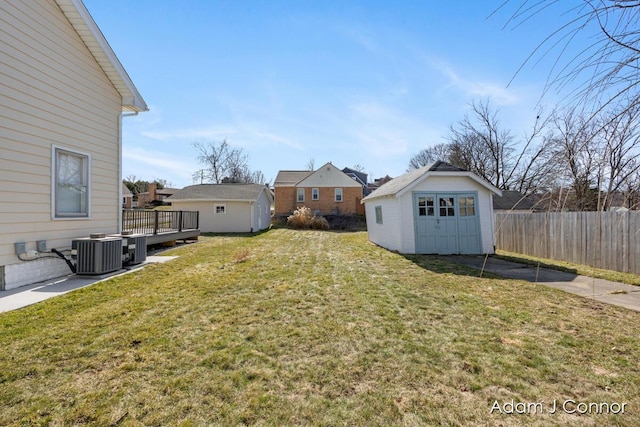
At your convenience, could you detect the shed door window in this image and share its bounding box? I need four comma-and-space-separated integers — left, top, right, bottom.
459, 196, 476, 217
439, 197, 455, 217
54, 147, 89, 218
418, 196, 435, 216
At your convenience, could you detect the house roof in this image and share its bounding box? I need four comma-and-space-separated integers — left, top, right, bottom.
122, 183, 133, 197
492, 190, 537, 211
55, 0, 147, 113
274, 170, 313, 186
156, 188, 178, 196
168, 184, 273, 203
297, 162, 363, 188
342, 167, 368, 186
362, 160, 502, 202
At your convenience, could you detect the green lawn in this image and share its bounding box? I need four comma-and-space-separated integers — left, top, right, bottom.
1, 230, 639, 426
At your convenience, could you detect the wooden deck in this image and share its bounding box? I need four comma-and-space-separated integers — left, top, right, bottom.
123, 210, 200, 246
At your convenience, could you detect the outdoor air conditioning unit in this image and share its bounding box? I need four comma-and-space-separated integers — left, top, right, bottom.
72, 234, 123, 275
120, 232, 147, 265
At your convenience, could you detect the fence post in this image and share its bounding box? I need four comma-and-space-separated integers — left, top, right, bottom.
154, 210, 159, 235
179, 211, 183, 232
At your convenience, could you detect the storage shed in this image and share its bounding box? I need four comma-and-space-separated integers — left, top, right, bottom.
362, 161, 502, 255
168, 184, 273, 233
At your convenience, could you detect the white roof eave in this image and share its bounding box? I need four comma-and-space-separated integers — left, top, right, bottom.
56, 0, 148, 113
395, 171, 502, 199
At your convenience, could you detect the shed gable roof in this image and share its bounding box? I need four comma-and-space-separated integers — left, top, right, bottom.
169, 184, 273, 203
362, 161, 502, 202
55, 0, 147, 112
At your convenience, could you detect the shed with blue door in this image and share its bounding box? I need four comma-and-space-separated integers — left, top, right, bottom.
362, 161, 502, 255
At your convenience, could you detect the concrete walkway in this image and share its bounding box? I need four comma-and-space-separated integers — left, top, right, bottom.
0, 256, 178, 313
443, 255, 640, 312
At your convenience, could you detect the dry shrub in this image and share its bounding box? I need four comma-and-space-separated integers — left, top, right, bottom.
310, 216, 330, 230
287, 206, 330, 230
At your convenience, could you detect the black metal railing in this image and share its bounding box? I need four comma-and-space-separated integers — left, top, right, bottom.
123, 210, 199, 235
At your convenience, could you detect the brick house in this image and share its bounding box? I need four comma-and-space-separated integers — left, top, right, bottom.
274, 162, 365, 216
136, 183, 177, 207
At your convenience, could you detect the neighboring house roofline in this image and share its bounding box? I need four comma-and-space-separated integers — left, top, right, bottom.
168, 183, 274, 203
55, 0, 148, 113
296, 162, 363, 188
274, 170, 313, 186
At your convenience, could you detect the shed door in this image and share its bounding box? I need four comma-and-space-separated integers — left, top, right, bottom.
413, 192, 481, 254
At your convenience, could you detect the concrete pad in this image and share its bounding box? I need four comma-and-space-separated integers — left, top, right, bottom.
444, 255, 640, 312
0, 255, 179, 313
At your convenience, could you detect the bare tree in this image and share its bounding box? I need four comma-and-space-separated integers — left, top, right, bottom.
447, 100, 517, 189
305, 157, 315, 171
407, 100, 553, 195
407, 143, 452, 170
545, 107, 603, 210
192, 139, 249, 184
501, 1, 640, 122
598, 102, 640, 209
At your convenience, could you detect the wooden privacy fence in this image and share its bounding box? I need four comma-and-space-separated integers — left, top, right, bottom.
494, 211, 640, 275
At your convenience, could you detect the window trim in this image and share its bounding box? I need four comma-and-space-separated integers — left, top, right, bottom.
214, 204, 227, 214
52, 145, 91, 220
297, 188, 305, 203
335, 188, 343, 202
312, 187, 319, 201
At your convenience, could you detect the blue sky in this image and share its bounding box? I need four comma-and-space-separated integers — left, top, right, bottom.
83, 0, 571, 188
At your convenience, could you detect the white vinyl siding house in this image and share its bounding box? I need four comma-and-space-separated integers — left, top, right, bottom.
169, 184, 273, 233
0, 0, 147, 290
362, 162, 502, 255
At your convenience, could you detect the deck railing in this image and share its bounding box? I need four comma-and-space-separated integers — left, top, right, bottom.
122, 210, 199, 236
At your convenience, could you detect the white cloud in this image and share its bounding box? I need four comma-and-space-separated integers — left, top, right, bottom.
420, 55, 521, 106
345, 101, 443, 160
122, 147, 195, 187
140, 126, 238, 142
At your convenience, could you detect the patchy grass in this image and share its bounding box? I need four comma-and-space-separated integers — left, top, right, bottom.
1, 230, 640, 426
496, 250, 640, 286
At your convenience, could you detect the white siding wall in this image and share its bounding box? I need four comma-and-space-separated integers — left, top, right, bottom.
172, 201, 254, 233
364, 197, 403, 251
253, 190, 272, 231
0, 0, 123, 286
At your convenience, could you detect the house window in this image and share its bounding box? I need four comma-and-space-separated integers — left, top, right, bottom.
297, 188, 305, 202
375, 206, 383, 224
312, 188, 319, 200
215, 204, 226, 214
335, 188, 343, 202
53, 146, 89, 218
